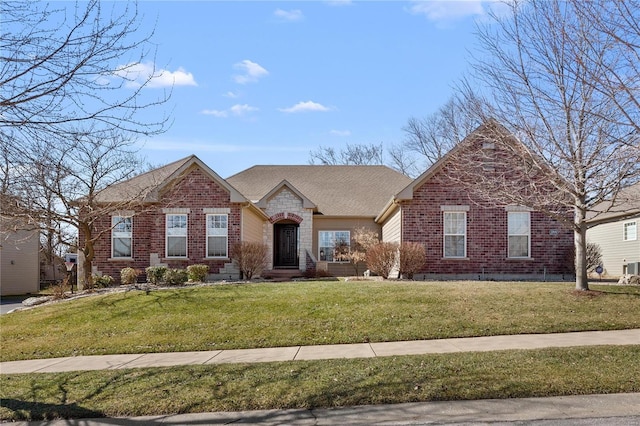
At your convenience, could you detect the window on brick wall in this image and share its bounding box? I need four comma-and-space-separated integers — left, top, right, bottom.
112, 216, 132, 258
319, 231, 350, 262
166, 214, 187, 257
624, 221, 637, 241
443, 212, 466, 258
508, 211, 530, 258
206, 214, 228, 257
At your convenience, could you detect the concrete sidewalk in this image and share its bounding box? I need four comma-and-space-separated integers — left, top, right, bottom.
2, 329, 639, 374
8, 393, 640, 425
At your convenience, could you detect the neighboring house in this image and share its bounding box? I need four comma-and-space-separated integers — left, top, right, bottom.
85, 121, 574, 283
0, 216, 40, 296
587, 183, 640, 277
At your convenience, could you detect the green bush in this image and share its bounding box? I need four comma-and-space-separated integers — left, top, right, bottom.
120, 267, 140, 285
92, 274, 114, 288
145, 266, 168, 284
163, 268, 188, 285
187, 264, 209, 282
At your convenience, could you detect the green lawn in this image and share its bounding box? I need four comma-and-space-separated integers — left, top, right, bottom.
2, 280, 639, 422
1, 280, 639, 362
1, 346, 639, 421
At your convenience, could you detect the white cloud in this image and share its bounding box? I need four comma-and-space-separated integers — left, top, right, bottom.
330, 129, 351, 137
325, 0, 352, 6
201, 109, 228, 118
230, 104, 259, 116
224, 91, 239, 98
274, 8, 304, 21
408, 0, 486, 23
233, 60, 269, 84
201, 104, 258, 118
278, 101, 331, 113
114, 62, 197, 88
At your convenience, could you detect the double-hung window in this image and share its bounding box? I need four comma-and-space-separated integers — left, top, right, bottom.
207, 214, 228, 257
166, 214, 187, 257
508, 211, 531, 258
112, 216, 132, 258
319, 231, 350, 262
624, 221, 637, 241
443, 212, 466, 258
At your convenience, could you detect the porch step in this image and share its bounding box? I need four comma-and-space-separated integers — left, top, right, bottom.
262, 269, 304, 281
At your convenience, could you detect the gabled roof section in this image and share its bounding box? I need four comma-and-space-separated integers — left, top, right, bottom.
376, 119, 515, 222
96, 155, 247, 203
587, 181, 640, 224
255, 180, 317, 210
396, 119, 512, 201
227, 165, 412, 217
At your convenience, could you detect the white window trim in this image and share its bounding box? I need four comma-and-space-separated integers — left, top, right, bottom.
623, 221, 637, 241
206, 213, 229, 258
318, 230, 351, 263
111, 216, 133, 259
508, 211, 531, 259
443, 211, 467, 258
166, 213, 188, 258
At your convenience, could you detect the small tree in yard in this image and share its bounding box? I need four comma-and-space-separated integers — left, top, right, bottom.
231, 242, 268, 280
399, 242, 426, 279
586, 243, 603, 273
366, 242, 399, 279
334, 227, 379, 276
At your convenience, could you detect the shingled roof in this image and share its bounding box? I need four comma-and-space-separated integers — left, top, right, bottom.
227, 165, 412, 217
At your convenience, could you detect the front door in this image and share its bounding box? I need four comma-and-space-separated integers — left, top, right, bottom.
274, 224, 298, 268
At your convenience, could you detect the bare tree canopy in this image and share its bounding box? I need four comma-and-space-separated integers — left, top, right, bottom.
458, 0, 640, 290
309, 143, 385, 166
0, 0, 172, 287
0, 0, 169, 145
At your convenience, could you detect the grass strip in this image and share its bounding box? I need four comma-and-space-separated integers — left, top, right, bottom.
1, 345, 639, 421
2, 281, 639, 362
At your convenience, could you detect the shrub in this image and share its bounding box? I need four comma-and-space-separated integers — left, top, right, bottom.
366, 242, 399, 279
399, 242, 426, 279
92, 274, 114, 288
163, 268, 188, 285
145, 266, 168, 285
231, 242, 268, 279
120, 267, 140, 285
51, 276, 70, 300
187, 264, 209, 282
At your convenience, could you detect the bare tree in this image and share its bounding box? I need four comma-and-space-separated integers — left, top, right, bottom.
7, 129, 160, 288
309, 143, 385, 166
397, 95, 484, 174
456, 0, 640, 291
0, 0, 169, 145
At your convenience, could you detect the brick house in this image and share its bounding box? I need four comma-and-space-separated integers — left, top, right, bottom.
83, 121, 574, 283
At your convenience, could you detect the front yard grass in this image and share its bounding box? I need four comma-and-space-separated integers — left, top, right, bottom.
1, 280, 639, 362
2, 345, 639, 421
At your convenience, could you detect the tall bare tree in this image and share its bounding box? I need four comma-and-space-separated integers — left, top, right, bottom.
309, 143, 385, 166
457, 0, 640, 291
0, 0, 171, 286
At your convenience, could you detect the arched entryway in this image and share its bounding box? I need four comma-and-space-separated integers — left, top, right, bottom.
273, 222, 299, 268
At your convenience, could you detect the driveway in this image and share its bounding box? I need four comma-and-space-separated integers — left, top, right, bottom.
0, 296, 29, 314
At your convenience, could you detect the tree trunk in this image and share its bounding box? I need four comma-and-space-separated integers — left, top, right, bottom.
574, 207, 590, 291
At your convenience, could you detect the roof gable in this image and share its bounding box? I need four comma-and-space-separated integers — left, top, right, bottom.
255, 180, 317, 210
96, 155, 247, 203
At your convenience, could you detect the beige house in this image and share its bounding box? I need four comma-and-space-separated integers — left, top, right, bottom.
587, 183, 640, 277
1, 216, 40, 296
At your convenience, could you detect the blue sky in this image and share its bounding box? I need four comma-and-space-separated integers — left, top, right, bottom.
116, 1, 497, 177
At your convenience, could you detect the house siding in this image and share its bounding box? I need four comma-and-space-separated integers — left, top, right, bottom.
587, 215, 640, 277
313, 217, 379, 276
89, 166, 242, 283
242, 206, 266, 244
381, 208, 402, 243
0, 224, 39, 296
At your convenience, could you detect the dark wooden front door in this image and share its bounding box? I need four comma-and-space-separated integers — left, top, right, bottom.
274, 224, 298, 268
